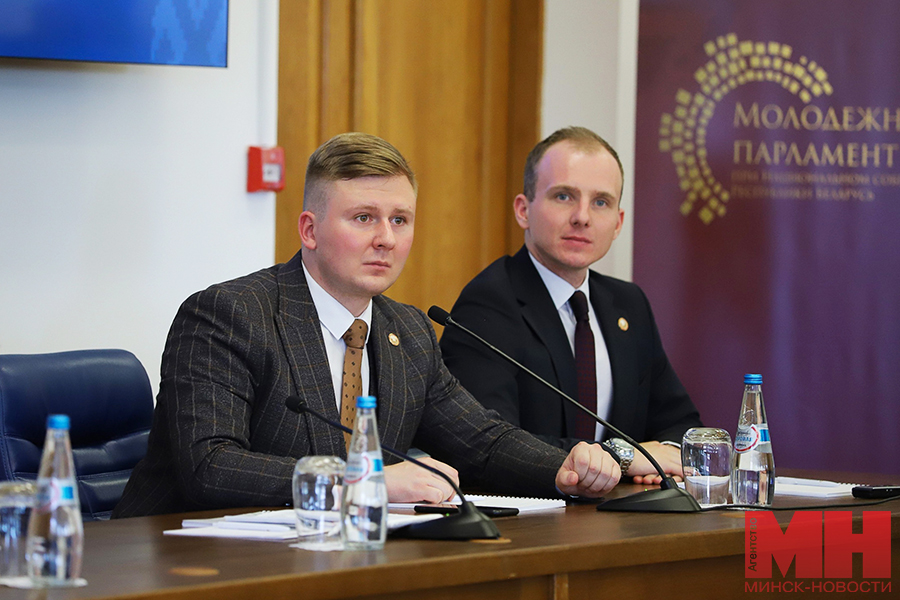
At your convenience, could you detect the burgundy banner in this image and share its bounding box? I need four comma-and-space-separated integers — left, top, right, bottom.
634, 0, 900, 475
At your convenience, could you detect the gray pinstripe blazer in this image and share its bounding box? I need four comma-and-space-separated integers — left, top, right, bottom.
113, 251, 567, 517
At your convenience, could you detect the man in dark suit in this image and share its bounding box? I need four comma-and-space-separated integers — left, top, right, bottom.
440, 127, 702, 485
114, 132, 620, 518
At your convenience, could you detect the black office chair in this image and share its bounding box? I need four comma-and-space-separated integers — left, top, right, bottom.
0, 349, 154, 521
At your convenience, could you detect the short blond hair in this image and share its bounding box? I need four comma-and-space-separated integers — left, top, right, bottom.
523, 126, 623, 201
303, 132, 417, 212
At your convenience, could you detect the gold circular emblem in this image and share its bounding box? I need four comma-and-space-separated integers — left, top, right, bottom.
618, 317, 629, 331
388, 333, 400, 346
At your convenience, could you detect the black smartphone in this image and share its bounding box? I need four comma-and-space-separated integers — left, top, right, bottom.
851, 485, 900, 499
414, 505, 519, 518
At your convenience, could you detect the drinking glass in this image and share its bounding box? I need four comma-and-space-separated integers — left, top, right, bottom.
0, 481, 35, 588
292, 456, 345, 551
682, 428, 732, 507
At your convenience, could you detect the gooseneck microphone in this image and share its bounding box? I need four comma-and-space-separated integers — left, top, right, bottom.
284, 396, 501, 539
429, 305, 701, 513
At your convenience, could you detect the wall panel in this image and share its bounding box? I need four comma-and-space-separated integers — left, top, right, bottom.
277, 0, 542, 312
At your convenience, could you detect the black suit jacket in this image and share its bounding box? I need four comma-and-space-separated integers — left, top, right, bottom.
440, 247, 701, 452
113, 251, 567, 517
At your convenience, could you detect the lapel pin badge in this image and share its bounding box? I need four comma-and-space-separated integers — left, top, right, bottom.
388, 333, 400, 346
618, 317, 629, 331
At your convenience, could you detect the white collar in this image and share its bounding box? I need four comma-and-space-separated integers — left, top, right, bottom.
527, 251, 591, 312
301, 259, 373, 343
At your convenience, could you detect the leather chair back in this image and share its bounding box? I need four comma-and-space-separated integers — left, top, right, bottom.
0, 349, 153, 520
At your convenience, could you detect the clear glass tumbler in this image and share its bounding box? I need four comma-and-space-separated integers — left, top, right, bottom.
682, 428, 732, 507
292, 456, 345, 551
0, 481, 35, 588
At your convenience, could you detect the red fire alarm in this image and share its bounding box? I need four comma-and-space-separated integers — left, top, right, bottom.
247, 146, 285, 192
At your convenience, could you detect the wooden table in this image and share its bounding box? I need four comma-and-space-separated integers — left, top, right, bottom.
3, 470, 898, 600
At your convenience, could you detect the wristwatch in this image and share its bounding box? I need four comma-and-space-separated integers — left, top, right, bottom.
607, 438, 634, 475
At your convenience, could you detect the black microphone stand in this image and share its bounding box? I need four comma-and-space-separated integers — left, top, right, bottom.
429, 306, 700, 513
284, 397, 502, 540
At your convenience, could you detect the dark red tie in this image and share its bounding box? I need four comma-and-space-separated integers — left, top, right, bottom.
569, 291, 597, 440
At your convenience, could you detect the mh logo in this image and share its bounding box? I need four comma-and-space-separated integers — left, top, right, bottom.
745, 511, 891, 579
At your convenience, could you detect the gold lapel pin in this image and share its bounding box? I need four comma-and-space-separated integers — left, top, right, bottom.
618, 317, 629, 331
388, 333, 400, 346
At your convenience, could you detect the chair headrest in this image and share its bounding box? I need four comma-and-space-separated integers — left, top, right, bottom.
0, 349, 153, 447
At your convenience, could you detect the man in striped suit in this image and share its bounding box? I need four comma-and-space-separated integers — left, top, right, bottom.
113, 133, 621, 517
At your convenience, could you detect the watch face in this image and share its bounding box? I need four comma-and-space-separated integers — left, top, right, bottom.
612, 439, 633, 456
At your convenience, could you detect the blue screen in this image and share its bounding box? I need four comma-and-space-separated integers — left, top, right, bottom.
0, 0, 228, 67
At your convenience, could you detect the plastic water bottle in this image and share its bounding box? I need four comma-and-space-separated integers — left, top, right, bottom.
731, 374, 775, 505
341, 396, 388, 550
26, 414, 85, 586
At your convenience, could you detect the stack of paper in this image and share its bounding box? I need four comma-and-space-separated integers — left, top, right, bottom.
463, 494, 566, 512
389, 494, 566, 513
774, 476, 859, 498
164, 509, 441, 540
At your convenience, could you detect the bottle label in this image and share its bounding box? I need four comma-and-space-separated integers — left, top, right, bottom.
34, 477, 78, 513
344, 453, 383, 485
735, 424, 770, 453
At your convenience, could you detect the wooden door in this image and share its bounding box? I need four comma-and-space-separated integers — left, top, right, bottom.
276, 0, 541, 313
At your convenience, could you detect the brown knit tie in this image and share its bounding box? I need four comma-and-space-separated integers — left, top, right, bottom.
340, 319, 368, 450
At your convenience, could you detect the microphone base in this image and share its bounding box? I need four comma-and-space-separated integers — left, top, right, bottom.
391, 502, 501, 540
596, 486, 702, 513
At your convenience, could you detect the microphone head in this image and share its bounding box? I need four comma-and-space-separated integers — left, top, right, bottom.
427, 305, 451, 326
285, 395, 306, 415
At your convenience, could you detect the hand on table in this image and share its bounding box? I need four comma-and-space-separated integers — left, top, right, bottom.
627, 441, 683, 485
384, 457, 458, 503
555, 441, 621, 497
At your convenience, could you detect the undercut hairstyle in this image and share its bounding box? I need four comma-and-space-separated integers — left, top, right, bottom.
522, 126, 624, 201
303, 132, 417, 212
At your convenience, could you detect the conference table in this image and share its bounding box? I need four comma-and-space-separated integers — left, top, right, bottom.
2, 469, 897, 600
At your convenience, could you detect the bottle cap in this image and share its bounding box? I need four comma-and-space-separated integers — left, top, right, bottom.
355, 395, 377, 409
744, 374, 763, 385
47, 414, 70, 430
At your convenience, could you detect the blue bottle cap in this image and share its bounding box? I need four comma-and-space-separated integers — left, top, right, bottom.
47, 414, 70, 430
356, 395, 377, 409
744, 374, 763, 385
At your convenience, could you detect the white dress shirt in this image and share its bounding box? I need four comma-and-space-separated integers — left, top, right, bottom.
302, 260, 372, 410
528, 252, 613, 441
